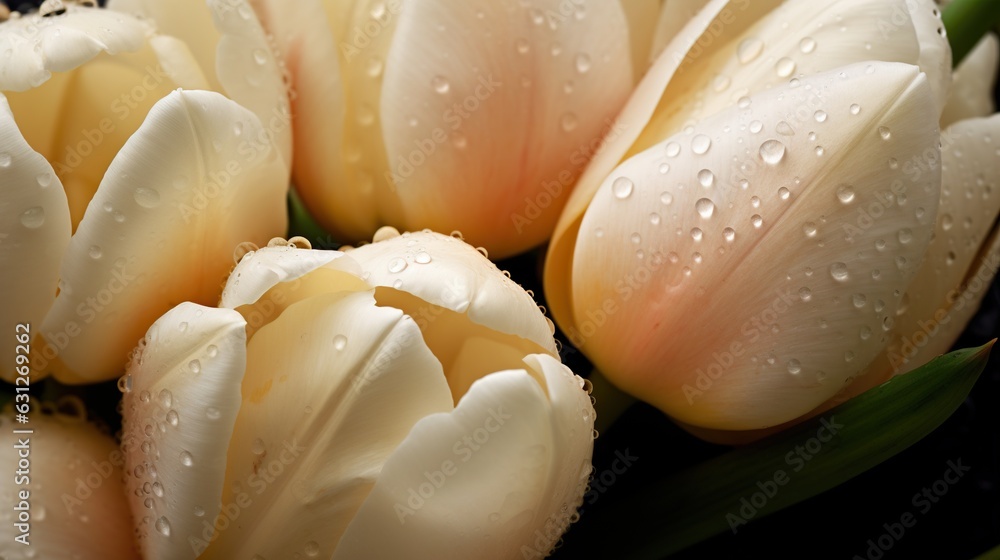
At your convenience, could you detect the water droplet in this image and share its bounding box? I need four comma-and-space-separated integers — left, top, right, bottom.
515, 38, 530, 54
574, 53, 591, 73
166, 410, 179, 427
749, 120, 763, 134
737, 38, 764, 64
815, 146, 826, 156
787, 359, 802, 374
897, 229, 913, 244
860, 326, 872, 340
723, 227, 736, 242
803, 222, 817, 237
799, 37, 816, 53
751, 196, 761, 208
775, 121, 795, 136
155, 516, 171, 536
612, 177, 634, 199
333, 334, 348, 351
432, 76, 450, 94
837, 184, 856, 204
775, 57, 796, 77
878, 126, 891, 140
414, 251, 432, 264
0, 153, 11, 167
660, 192, 673, 205
853, 293, 867, 308
778, 187, 791, 200
649, 213, 661, 225
36, 173, 52, 187
88, 245, 103, 259
696, 198, 715, 219
206, 407, 221, 420
713, 74, 731, 92
759, 139, 786, 164
152, 482, 164, 498
691, 134, 712, 155
180, 451, 194, 467
630, 232, 641, 244
388, 258, 407, 273
850, 103, 861, 115
690, 228, 703, 241
751, 215, 763, 228
305, 541, 320, 557
560, 112, 578, 132
251, 438, 266, 455
697, 169, 715, 187
941, 214, 953, 231
158, 389, 172, 408
20, 207, 45, 229
194, 506, 205, 517
814, 110, 828, 123
737, 96, 752, 109
665, 141, 681, 157
830, 262, 849, 282
365, 57, 383, 77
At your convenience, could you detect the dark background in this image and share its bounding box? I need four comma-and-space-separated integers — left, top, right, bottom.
5, 1, 998, 558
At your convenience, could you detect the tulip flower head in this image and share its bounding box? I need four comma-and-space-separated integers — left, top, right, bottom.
120, 231, 595, 559
0, 0, 291, 384
545, 0, 1000, 431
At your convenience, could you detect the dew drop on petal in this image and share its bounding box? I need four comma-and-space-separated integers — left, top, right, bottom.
691, 134, 711, 155
830, 262, 849, 282
696, 198, 715, 219
737, 38, 764, 64
759, 139, 785, 164
612, 177, 634, 199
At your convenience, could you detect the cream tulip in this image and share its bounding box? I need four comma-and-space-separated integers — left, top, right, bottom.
545, 0, 1000, 431
137, 0, 641, 259
0, 408, 137, 560
119, 231, 595, 560
0, 1, 291, 384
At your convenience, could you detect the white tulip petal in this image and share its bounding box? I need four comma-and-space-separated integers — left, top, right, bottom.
246, 0, 363, 237
621, 0, 662, 77
349, 230, 557, 356
941, 34, 999, 128
380, 0, 632, 258
121, 303, 247, 560
547, 0, 771, 326
41, 90, 287, 383
0, 95, 70, 382
573, 62, 940, 429
148, 35, 212, 90
648, 0, 711, 65
0, 6, 148, 91
0, 413, 137, 560
334, 355, 594, 560
109, 0, 292, 166
906, 0, 952, 114
882, 114, 1000, 375
202, 291, 452, 559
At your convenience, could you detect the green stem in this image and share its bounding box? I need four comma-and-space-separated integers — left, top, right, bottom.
287, 188, 338, 249
944, 0, 1000, 67
589, 369, 636, 436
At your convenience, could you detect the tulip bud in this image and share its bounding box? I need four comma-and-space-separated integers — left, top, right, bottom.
0, 0, 291, 383
543, 0, 1000, 431
120, 232, 595, 559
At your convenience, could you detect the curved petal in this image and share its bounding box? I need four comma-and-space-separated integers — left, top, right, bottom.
246, 0, 365, 237
349, 230, 558, 401
648, 0, 711, 65
0, 6, 148, 92
879, 113, 1000, 376
906, 0, 952, 114
42, 90, 287, 383
941, 34, 999, 128
0, 412, 137, 560
572, 62, 940, 430
333, 354, 594, 560
380, 0, 633, 258
201, 291, 453, 559
621, 0, 662, 78
121, 303, 247, 560
109, 0, 293, 166
546, 0, 777, 332
0, 95, 70, 382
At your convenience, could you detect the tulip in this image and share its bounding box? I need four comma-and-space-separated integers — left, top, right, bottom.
544, 0, 1000, 431
119, 230, 595, 559
136, 0, 642, 259
0, 0, 292, 384
0, 406, 137, 559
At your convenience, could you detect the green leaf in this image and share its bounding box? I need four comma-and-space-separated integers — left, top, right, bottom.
562, 342, 994, 559
944, 0, 1000, 67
